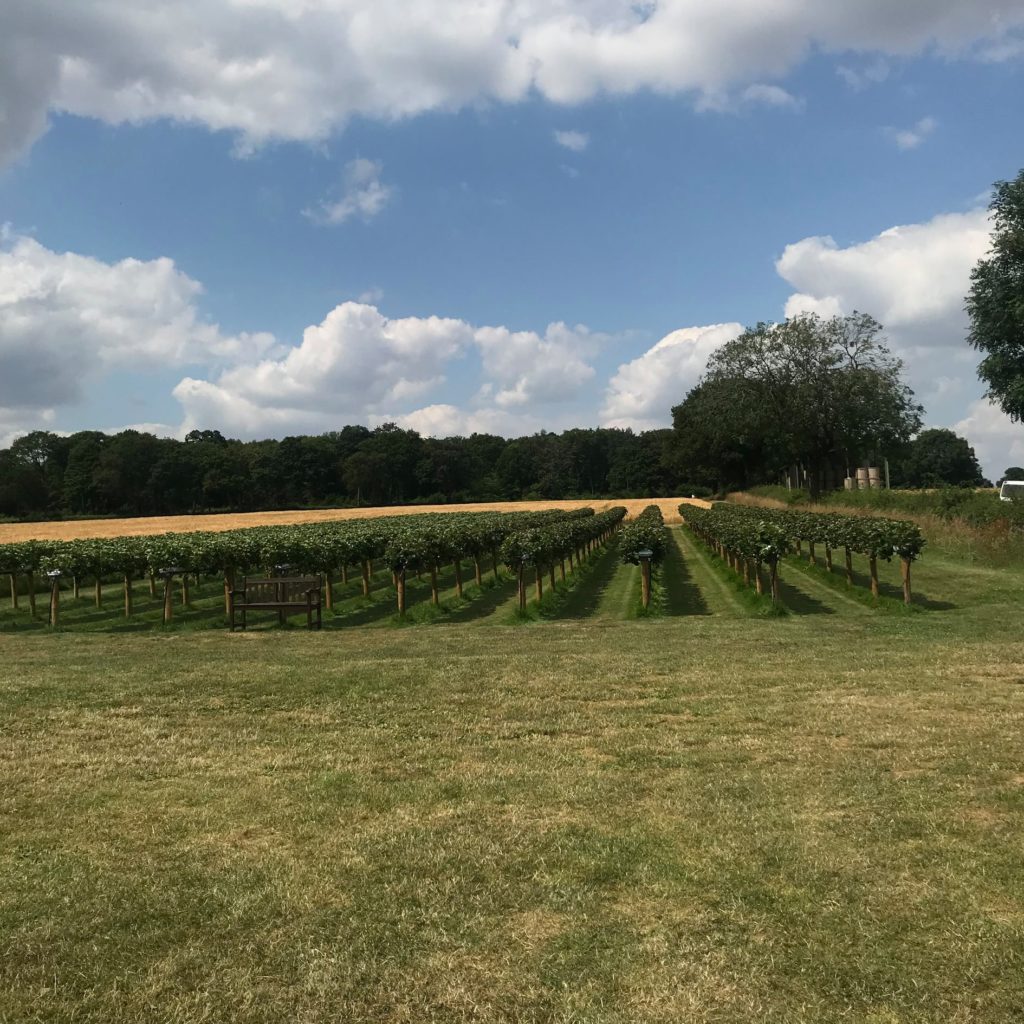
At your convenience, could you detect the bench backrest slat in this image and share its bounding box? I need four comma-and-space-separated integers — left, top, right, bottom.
240, 576, 321, 602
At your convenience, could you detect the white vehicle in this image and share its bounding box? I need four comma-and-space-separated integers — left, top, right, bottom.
999, 480, 1024, 502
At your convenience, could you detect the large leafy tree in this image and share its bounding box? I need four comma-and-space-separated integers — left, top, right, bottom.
895, 429, 986, 489
968, 169, 1024, 419
674, 312, 922, 496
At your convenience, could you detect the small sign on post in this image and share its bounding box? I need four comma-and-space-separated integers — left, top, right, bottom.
46, 570, 62, 627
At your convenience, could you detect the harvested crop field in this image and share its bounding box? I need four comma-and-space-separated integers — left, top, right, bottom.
0, 497, 708, 543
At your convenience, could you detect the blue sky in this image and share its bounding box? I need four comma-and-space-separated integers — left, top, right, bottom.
2, 1, 1024, 476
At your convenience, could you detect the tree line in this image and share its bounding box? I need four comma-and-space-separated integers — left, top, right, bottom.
0, 424, 692, 520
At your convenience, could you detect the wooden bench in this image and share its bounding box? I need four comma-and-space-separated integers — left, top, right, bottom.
230, 576, 323, 631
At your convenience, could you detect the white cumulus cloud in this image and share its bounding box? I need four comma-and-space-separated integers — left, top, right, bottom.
778, 209, 993, 360
0, 232, 274, 432
3, 1, 1024, 165
174, 303, 474, 436
954, 400, 1024, 482
473, 322, 601, 409
602, 323, 744, 431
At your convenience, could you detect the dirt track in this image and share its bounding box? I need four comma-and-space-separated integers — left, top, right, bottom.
0, 497, 712, 543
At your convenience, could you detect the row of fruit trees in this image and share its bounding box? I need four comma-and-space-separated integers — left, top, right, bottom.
0, 507, 627, 624
618, 505, 669, 609
682, 502, 925, 604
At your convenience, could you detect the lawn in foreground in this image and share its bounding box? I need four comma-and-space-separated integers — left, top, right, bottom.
1, 606, 1023, 1022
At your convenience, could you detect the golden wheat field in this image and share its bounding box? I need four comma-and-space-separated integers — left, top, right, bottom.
0, 497, 710, 543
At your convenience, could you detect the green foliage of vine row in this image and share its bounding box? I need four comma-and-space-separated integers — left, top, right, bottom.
619, 505, 668, 565
499, 507, 626, 571
682, 502, 926, 562
0, 509, 601, 581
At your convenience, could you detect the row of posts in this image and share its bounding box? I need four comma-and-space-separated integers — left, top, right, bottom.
12, 532, 656, 626
31, 566, 190, 627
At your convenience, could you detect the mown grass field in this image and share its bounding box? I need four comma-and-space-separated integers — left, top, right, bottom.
2, 526, 1023, 1022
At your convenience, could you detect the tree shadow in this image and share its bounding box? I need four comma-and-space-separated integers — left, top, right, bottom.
551, 545, 622, 620
446, 575, 519, 624
845, 565, 956, 611
662, 534, 710, 616
776, 574, 835, 615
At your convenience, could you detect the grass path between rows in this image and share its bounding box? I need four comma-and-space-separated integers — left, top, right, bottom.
671, 527, 747, 617
592, 548, 640, 620
779, 558, 873, 616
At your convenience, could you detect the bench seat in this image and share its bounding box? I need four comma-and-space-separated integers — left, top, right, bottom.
230, 576, 323, 631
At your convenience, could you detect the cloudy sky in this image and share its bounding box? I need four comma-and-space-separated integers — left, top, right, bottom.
2, 1, 1024, 476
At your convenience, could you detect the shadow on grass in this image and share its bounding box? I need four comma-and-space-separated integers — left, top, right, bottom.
790, 553, 956, 612
551, 544, 622, 620
775, 573, 835, 616
662, 531, 710, 617
846, 565, 955, 611
446, 574, 519, 624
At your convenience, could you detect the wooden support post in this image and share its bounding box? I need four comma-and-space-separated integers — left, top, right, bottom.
430, 564, 439, 606
825, 546, 833, 572
535, 566, 543, 603
474, 558, 483, 587
755, 564, 764, 596
95, 577, 103, 608
26, 573, 37, 619
901, 558, 912, 606
869, 555, 879, 600
123, 574, 133, 618
181, 574, 191, 608
743, 560, 751, 588
324, 570, 333, 610
560, 558, 566, 583
640, 559, 651, 609
49, 577, 60, 627
147, 574, 154, 599
845, 547, 854, 587
549, 563, 556, 591
74, 575, 82, 600
517, 564, 526, 611
397, 569, 406, 616
770, 561, 781, 605
809, 541, 817, 567
362, 560, 371, 597
163, 576, 174, 623
9, 573, 19, 610
342, 564, 349, 584
224, 570, 235, 618
454, 560, 463, 599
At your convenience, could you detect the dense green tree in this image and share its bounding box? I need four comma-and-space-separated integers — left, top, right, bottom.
1000, 466, 1024, 484
62, 433, 107, 514
968, 169, 1024, 420
895, 429, 986, 489
683, 312, 922, 496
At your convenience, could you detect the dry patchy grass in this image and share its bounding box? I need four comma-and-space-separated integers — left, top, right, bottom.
1, 602, 1023, 1022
